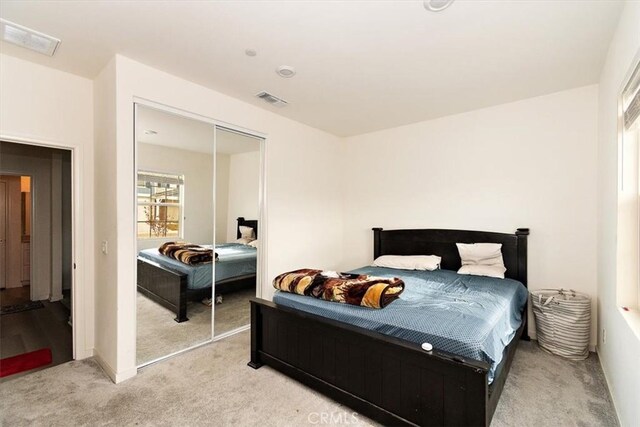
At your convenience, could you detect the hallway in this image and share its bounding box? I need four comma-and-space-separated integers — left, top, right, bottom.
0, 286, 72, 381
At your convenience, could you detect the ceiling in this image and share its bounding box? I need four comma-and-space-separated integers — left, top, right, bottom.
137, 106, 260, 155
0, 1, 624, 137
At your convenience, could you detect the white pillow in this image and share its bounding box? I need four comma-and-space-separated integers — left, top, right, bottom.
239, 226, 255, 240
456, 243, 506, 279
458, 265, 505, 279
248, 239, 258, 248
372, 255, 441, 271
234, 237, 254, 245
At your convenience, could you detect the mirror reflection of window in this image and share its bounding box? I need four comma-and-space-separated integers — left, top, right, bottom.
136, 172, 184, 239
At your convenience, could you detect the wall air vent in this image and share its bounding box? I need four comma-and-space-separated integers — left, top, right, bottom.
255, 91, 288, 108
0, 19, 60, 56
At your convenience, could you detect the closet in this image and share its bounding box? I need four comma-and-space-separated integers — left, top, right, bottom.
134, 104, 264, 366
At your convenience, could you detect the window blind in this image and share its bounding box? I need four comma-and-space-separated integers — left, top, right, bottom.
137, 171, 184, 186
623, 62, 640, 129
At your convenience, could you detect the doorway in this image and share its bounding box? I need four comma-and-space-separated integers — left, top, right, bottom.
0, 142, 73, 379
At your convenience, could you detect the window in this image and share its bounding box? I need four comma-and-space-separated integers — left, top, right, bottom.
137, 171, 184, 239
618, 58, 640, 310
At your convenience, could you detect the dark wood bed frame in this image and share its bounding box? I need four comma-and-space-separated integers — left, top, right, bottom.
249, 227, 530, 426
137, 217, 258, 323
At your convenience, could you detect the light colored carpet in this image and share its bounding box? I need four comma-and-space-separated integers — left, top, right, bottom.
491, 342, 617, 427
214, 288, 254, 336
136, 293, 211, 365
136, 289, 254, 365
0, 333, 618, 426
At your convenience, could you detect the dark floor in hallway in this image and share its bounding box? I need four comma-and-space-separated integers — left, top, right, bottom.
0, 287, 72, 381
0, 286, 31, 306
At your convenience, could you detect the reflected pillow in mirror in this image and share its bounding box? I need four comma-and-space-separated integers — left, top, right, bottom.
239, 226, 255, 240
234, 237, 254, 245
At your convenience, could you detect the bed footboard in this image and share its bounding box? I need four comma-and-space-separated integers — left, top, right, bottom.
249, 297, 491, 426
137, 257, 189, 322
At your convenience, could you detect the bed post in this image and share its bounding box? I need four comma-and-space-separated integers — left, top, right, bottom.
516, 228, 530, 340
175, 275, 189, 323
237, 217, 246, 239
248, 299, 263, 369
372, 227, 383, 259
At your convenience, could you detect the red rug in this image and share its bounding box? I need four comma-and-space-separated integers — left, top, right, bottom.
0, 348, 52, 378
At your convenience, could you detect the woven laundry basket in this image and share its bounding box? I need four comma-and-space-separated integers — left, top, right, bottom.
530, 288, 591, 360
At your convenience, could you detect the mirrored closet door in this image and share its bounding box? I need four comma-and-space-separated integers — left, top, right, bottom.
213, 127, 262, 336
135, 104, 265, 366
135, 105, 215, 366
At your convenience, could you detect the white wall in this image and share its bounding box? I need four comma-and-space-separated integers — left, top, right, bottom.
226, 150, 260, 242
216, 152, 230, 244
93, 57, 118, 374
596, 2, 640, 426
101, 55, 344, 381
0, 54, 95, 360
343, 85, 600, 345
136, 143, 214, 250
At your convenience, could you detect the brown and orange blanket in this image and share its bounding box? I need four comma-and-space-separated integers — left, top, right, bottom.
273, 269, 405, 309
158, 242, 217, 266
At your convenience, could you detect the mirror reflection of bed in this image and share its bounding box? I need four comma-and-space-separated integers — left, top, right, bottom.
134, 105, 261, 366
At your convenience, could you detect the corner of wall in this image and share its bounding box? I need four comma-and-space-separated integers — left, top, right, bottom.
595, 2, 640, 426
93, 348, 136, 384
92, 56, 121, 375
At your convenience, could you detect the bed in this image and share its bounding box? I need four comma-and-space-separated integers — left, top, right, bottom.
137, 217, 257, 322
249, 227, 529, 427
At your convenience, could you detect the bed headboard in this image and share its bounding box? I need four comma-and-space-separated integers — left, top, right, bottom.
237, 217, 258, 239
372, 227, 529, 285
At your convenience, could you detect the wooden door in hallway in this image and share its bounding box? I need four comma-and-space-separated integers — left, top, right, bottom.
0, 181, 6, 289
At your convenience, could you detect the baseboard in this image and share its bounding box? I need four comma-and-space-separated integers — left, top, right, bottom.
114, 367, 137, 383
93, 351, 137, 384
93, 351, 116, 382
75, 347, 94, 360
595, 346, 621, 426
49, 293, 63, 302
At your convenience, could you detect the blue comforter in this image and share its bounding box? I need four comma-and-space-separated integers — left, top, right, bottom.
272, 266, 527, 383
138, 243, 257, 290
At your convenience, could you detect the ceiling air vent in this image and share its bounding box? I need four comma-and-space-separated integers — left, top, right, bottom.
0, 19, 60, 56
255, 91, 288, 108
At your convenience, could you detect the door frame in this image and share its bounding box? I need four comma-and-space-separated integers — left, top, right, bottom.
133, 98, 267, 368
0, 135, 87, 360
